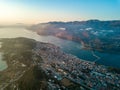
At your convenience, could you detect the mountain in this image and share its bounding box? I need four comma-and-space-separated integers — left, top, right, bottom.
28, 20, 120, 54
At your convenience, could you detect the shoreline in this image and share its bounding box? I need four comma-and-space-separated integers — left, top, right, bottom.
91, 50, 101, 62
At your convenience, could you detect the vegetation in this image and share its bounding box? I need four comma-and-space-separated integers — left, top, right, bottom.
0, 37, 36, 65
0, 38, 47, 90
108, 67, 120, 74
5, 66, 48, 90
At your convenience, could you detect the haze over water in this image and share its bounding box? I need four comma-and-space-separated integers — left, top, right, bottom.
0, 27, 120, 69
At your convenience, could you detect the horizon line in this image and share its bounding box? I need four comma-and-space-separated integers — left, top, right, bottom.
0, 19, 120, 26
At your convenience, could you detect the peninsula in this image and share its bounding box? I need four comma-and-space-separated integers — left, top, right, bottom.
0, 38, 119, 90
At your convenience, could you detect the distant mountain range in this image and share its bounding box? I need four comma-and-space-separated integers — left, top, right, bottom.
29, 20, 120, 54
0, 23, 28, 28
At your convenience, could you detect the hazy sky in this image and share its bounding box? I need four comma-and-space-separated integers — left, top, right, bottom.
0, 0, 120, 25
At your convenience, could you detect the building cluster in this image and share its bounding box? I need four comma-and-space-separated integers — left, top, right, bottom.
34, 42, 120, 90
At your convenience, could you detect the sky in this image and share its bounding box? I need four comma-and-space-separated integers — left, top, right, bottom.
0, 0, 120, 25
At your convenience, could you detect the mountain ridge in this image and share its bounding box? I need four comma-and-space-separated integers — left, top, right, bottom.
28, 20, 120, 54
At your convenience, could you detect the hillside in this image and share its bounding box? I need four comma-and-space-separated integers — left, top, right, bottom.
29, 20, 120, 54
0, 38, 120, 90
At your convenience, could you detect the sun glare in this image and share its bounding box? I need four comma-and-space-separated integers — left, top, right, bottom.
0, 1, 24, 24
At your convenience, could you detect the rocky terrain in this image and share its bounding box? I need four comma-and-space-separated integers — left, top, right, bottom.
28, 20, 120, 54
0, 37, 120, 90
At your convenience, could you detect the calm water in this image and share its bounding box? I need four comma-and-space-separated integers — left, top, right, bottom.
0, 52, 7, 71
0, 27, 120, 69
